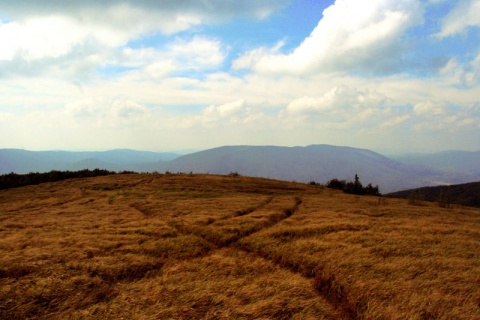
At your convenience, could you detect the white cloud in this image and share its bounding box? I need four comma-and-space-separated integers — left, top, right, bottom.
0, 1, 281, 78
206, 100, 245, 118
118, 36, 225, 80
232, 41, 284, 70
285, 86, 389, 115
234, 0, 423, 75
279, 85, 480, 134
436, 0, 480, 37
178, 99, 266, 128
0, 15, 127, 62
0, 111, 14, 123
111, 99, 148, 118
0, 1, 288, 23
413, 99, 480, 131
466, 53, 480, 86
279, 86, 395, 130
0, 0, 289, 49
166, 36, 225, 70
142, 61, 177, 79
413, 100, 450, 115
379, 114, 410, 128
439, 58, 460, 77
65, 96, 149, 127
0, 14, 123, 78
434, 50, 480, 88
0, 22, 225, 79
0, 0, 479, 153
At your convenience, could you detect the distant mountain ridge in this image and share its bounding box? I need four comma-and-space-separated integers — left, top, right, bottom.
1, 145, 479, 193
156, 145, 479, 193
0, 149, 180, 174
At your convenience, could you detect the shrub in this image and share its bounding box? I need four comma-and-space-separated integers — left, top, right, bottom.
326, 178, 347, 190
326, 175, 380, 196
228, 172, 241, 177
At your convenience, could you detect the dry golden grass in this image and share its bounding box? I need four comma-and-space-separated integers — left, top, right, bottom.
0, 173, 479, 319
239, 190, 480, 319
60, 248, 337, 320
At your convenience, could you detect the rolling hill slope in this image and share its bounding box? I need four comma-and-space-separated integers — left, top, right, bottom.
1, 173, 479, 319
387, 181, 480, 208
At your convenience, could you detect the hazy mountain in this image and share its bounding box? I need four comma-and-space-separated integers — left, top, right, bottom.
2, 145, 479, 193
0, 149, 180, 174
62, 158, 122, 172
79, 149, 180, 164
159, 145, 461, 193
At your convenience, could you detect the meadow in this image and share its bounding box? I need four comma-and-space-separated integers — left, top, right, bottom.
0, 173, 479, 319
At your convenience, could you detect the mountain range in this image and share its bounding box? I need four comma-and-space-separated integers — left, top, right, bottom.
1, 145, 479, 193
0, 149, 179, 174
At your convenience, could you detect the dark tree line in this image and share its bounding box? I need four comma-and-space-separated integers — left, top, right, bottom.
0, 169, 121, 190
387, 181, 480, 208
326, 174, 381, 196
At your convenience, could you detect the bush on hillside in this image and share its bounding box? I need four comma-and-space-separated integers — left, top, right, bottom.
326, 174, 380, 196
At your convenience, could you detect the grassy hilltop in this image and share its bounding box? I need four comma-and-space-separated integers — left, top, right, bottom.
0, 173, 479, 319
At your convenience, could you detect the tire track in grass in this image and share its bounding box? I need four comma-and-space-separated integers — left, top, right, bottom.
170, 196, 301, 248
228, 197, 356, 319
235, 222, 357, 318
169, 196, 353, 319
236, 241, 356, 320
217, 196, 302, 246
169, 195, 296, 247
216, 196, 274, 221
168, 196, 276, 242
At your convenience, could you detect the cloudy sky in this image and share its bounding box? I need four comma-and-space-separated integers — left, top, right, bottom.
0, 0, 479, 153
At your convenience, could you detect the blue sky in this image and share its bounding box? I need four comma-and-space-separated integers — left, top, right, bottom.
0, 0, 479, 153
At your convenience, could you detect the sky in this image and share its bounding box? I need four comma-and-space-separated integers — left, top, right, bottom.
0, 0, 479, 154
